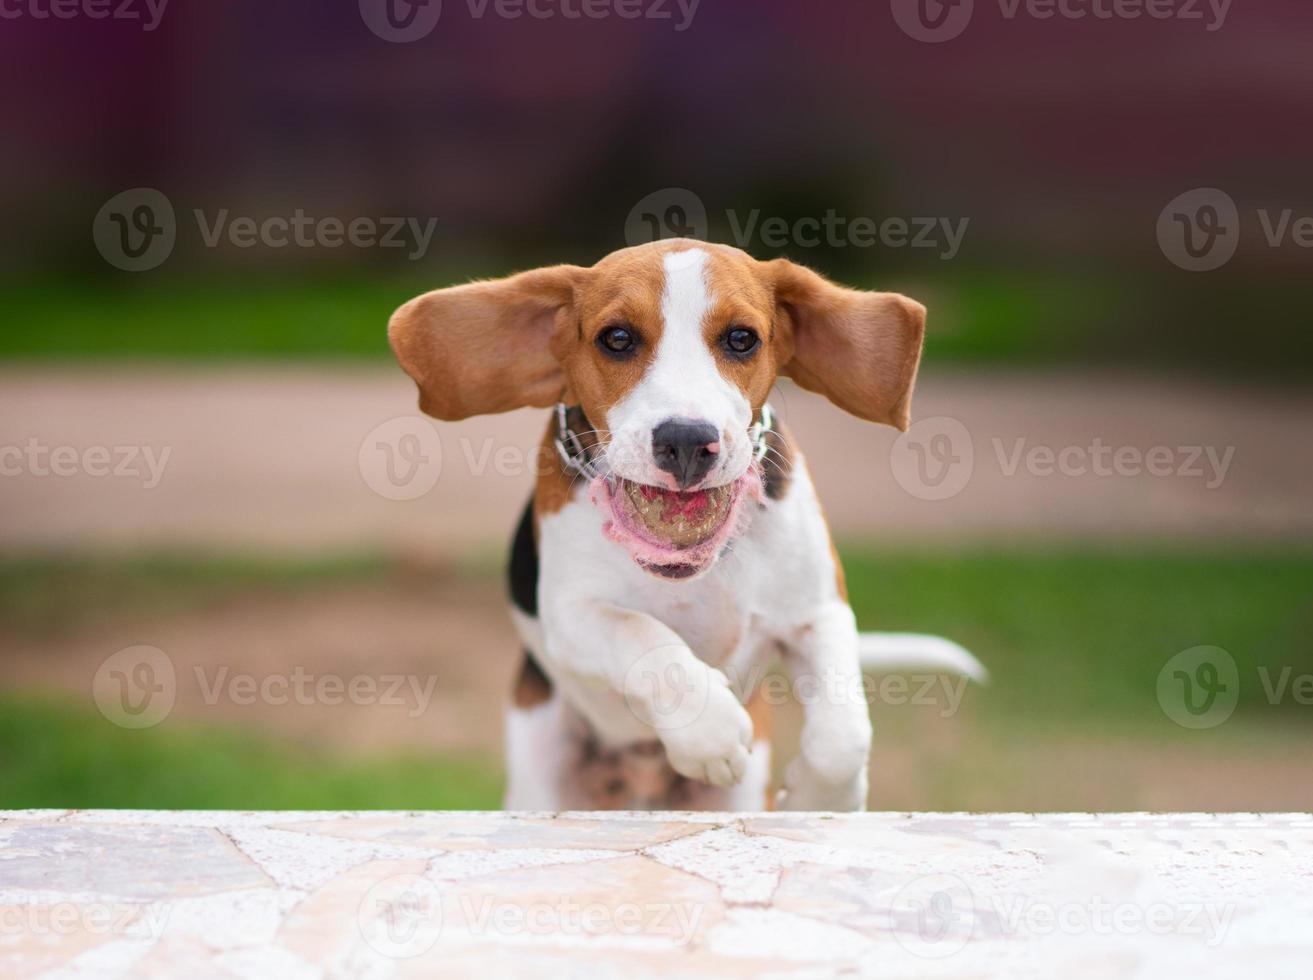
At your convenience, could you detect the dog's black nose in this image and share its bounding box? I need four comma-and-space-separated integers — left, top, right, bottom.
652, 419, 720, 489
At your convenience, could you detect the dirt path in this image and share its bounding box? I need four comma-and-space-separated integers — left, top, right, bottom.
3, 366, 1310, 555
5, 573, 1311, 812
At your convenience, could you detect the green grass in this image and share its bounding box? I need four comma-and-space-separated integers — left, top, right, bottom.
1, 548, 1309, 809
0, 278, 415, 360
0, 695, 501, 810
0, 552, 399, 640
3, 268, 1308, 373
842, 548, 1313, 732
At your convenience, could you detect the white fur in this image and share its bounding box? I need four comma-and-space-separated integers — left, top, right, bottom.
507, 448, 873, 809
858, 632, 988, 683
604, 249, 753, 489
503, 699, 571, 810
498, 250, 980, 812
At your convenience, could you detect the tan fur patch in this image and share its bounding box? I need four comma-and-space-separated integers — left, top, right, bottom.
512, 651, 553, 709
746, 684, 773, 745
828, 534, 848, 601
532, 408, 603, 521
390, 241, 925, 435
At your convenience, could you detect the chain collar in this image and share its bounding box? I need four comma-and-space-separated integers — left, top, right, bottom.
553, 404, 602, 480
554, 402, 774, 482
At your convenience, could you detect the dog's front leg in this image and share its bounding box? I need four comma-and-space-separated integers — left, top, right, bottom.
546, 600, 754, 788
776, 601, 872, 811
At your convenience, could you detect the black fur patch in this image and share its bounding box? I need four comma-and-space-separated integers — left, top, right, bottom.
513, 648, 553, 707
508, 496, 538, 615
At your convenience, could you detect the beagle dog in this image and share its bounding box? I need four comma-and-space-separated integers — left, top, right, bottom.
389, 240, 982, 811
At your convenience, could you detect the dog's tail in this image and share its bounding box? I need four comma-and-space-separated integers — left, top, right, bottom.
857, 632, 988, 683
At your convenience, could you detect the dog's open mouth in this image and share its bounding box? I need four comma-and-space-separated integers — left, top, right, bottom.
592, 473, 762, 580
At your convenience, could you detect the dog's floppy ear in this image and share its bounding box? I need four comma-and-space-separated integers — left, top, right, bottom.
769, 259, 926, 431
388, 265, 586, 421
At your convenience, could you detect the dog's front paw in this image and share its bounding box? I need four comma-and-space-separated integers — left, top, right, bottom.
776, 708, 872, 811
776, 756, 869, 811
659, 680, 753, 788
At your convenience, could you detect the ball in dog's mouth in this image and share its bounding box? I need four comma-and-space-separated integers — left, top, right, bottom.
621, 481, 736, 548
592, 473, 762, 580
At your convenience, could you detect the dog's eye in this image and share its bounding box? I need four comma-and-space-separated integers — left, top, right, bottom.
597, 325, 637, 356
723, 327, 760, 356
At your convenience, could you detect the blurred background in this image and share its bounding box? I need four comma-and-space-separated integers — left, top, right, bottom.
1, 0, 1309, 811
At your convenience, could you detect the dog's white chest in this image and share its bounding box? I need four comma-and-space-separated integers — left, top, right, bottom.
529, 461, 839, 746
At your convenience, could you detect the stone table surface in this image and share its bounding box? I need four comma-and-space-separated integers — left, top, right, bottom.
1, 810, 1309, 978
